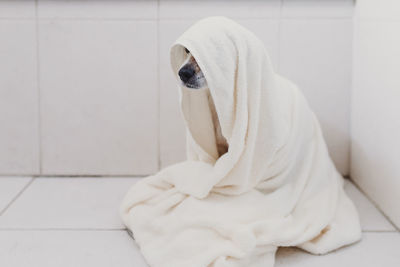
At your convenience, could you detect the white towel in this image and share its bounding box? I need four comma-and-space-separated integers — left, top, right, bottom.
120, 17, 361, 267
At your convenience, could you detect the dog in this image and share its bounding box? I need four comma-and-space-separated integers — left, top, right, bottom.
178, 48, 228, 157
178, 48, 208, 89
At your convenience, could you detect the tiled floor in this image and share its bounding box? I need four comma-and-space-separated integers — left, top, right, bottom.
0, 177, 398, 267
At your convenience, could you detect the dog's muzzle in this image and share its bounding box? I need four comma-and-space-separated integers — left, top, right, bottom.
178, 65, 195, 84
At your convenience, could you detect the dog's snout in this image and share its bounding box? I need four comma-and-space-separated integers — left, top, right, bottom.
179, 66, 195, 83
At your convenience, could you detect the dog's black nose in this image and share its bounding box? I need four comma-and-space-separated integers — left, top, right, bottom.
179, 67, 195, 83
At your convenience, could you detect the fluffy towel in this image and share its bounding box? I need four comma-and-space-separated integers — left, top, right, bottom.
120, 17, 361, 267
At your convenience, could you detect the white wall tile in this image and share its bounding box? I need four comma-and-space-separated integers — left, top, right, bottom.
0, 21, 39, 175
39, 21, 158, 175
279, 19, 352, 175
0, 177, 140, 229
351, 19, 400, 227
0, 1, 357, 178
159, 19, 279, 168
0, 177, 32, 213
356, 0, 400, 20
0, 231, 147, 267
0, 0, 35, 18
38, 0, 157, 19
282, 0, 354, 18
237, 19, 280, 67
159, 0, 280, 19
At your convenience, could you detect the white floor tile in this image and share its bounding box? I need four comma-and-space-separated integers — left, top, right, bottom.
0, 232, 397, 267
0, 177, 398, 266
0, 177, 32, 213
276, 232, 400, 267
0, 177, 140, 229
0, 230, 148, 267
344, 179, 396, 231
39, 21, 158, 175
1, 177, 394, 232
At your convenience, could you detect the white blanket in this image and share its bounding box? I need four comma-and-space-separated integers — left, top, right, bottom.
120, 17, 361, 267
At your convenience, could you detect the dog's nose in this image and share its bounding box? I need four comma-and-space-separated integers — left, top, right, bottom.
179, 67, 195, 83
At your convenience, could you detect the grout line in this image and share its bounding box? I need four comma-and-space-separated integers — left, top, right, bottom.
0, 17, 36, 20
0, 228, 127, 231
0, 228, 395, 233
158, 16, 281, 20
348, 11, 356, 177
0, 177, 36, 216
33, 18, 159, 21
278, 16, 355, 21
0, 176, 33, 179
34, 0, 43, 175
156, 0, 161, 171
0, 17, 356, 22
0, 174, 149, 178
349, 177, 400, 232
125, 228, 134, 239
356, 18, 400, 22
155, 17, 354, 21
362, 230, 399, 233
277, 0, 284, 72
33, 175, 147, 178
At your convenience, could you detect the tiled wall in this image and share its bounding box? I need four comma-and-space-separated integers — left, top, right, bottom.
0, 0, 353, 176
351, 0, 400, 227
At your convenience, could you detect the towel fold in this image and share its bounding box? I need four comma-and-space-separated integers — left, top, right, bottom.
120, 17, 361, 267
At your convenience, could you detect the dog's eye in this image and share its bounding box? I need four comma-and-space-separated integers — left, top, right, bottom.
184, 48, 189, 54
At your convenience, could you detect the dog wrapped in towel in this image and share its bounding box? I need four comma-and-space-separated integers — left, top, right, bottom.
120, 16, 361, 267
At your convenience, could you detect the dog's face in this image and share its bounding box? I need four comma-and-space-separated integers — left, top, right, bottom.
178, 48, 208, 89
